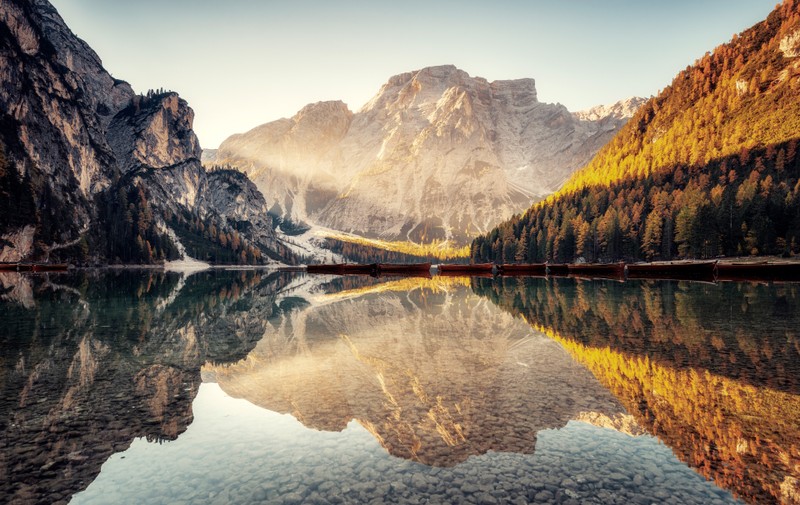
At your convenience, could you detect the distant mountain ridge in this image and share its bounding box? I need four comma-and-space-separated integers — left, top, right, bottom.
473, 0, 800, 264
0, 0, 295, 264
573, 97, 647, 122
213, 65, 643, 245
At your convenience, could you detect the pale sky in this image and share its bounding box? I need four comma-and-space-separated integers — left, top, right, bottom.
49, 0, 777, 149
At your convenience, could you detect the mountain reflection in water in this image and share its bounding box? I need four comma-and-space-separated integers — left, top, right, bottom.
207, 277, 637, 467
0, 269, 294, 504
473, 276, 800, 505
2, 270, 793, 504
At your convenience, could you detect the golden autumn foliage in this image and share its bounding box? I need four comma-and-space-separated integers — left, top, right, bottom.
475, 1, 800, 264
560, 0, 800, 196
324, 231, 470, 261
321, 275, 471, 302
551, 330, 800, 505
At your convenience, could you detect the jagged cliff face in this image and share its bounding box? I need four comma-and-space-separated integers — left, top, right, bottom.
0, 0, 291, 264
0, 0, 132, 257
215, 65, 642, 243
108, 93, 201, 172
0, 0, 133, 195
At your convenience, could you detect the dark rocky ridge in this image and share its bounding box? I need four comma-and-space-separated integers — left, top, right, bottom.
0, 0, 294, 264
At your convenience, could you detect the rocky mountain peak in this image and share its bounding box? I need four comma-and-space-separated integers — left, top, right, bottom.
108, 91, 201, 172
574, 96, 648, 122
409, 64, 472, 89
215, 65, 640, 244
295, 100, 352, 121
362, 65, 538, 115
290, 100, 353, 142
363, 65, 472, 114
383, 64, 463, 87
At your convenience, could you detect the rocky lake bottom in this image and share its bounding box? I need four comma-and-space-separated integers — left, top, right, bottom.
71, 384, 740, 505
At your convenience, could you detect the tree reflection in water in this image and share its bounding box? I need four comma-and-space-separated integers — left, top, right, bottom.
0, 269, 295, 504
3, 271, 795, 504
472, 276, 800, 504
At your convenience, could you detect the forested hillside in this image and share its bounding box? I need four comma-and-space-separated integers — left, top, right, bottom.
473, 0, 800, 263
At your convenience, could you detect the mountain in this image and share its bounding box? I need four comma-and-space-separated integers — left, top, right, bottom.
0, 0, 295, 265
473, 0, 800, 263
573, 96, 647, 122
214, 65, 642, 244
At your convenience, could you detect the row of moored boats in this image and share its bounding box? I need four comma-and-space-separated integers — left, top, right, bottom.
307, 260, 800, 282
3, 260, 796, 282
0, 263, 70, 272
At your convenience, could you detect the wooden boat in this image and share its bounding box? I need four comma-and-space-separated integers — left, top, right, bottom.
306, 263, 346, 274
31, 263, 69, 272
626, 261, 717, 281
0, 263, 69, 272
306, 263, 348, 275
438, 263, 494, 274
546, 263, 570, 276
306, 263, 378, 276
343, 263, 379, 276
495, 263, 546, 276
276, 265, 306, 272
568, 262, 626, 278
439, 271, 494, 278
715, 262, 800, 282
378, 263, 432, 276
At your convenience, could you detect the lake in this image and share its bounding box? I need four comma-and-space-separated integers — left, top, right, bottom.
1, 269, 798, 504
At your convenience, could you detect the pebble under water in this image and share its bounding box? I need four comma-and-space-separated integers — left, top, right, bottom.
72, 384, 741, 505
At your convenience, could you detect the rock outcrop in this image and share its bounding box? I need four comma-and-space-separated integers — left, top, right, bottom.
0, 0, 293, 264
215, 65, 643, 244
107, 92, 202, 172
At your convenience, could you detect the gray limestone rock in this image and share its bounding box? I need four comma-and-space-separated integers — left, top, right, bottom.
215, 65, 645, 244
0, 0, 293, 264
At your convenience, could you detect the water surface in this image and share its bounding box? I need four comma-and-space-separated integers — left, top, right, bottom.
1, 270, 798, 504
